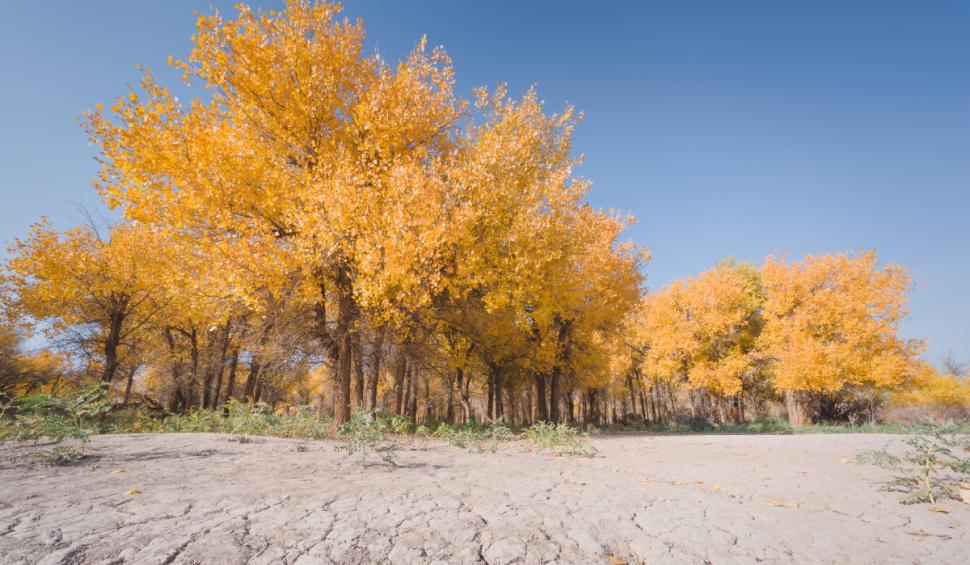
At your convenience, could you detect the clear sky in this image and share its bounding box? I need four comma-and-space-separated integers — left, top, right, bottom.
1, 1, 968, 365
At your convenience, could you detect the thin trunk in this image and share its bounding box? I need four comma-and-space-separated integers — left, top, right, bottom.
185, 327, 200, 408
393, 353, 406, 416
489, 364, 504, 420
626, 375, 638, 419
352, 332, 365, 410
368, 329, 384, 411
224, 349, 239, 406
445, 370, 455, 422
457, 368, 471, 423
506, 379, 516, 425
407, 367, 418, 422
402, 363, 413, 420
122, 365, 136, 405
486, 373, 494, 420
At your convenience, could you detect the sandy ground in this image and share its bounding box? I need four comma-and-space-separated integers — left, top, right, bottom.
1, 433, 968, 564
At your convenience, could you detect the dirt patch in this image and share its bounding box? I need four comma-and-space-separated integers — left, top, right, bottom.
1, 433, 967, 564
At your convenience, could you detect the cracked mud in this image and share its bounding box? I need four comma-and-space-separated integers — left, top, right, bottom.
1, 433, 967, 564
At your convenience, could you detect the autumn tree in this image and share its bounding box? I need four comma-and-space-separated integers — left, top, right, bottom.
759, 251, 922, 425
631, 260, 762, 422
3, 220, 167, 386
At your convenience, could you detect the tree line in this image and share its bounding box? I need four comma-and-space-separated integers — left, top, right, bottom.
1, 1, 965, 426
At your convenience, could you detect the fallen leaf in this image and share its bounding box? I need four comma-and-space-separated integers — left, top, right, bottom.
710, 484, 722, 492
126, 489, 142, 496
766, 498, 799, 509
928, 506, 949, 514
605, 556, 627, 565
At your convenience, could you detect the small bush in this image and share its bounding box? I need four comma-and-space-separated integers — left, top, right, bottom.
1, 385, 111, 456
857, 421, 970, 507
335, 411, 398, 466
524, 422, 597, 457
34, 445, 86, 466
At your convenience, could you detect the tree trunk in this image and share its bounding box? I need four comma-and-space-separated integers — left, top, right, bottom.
489, 364, 504, 421
331, 266, 355, 424
457, 368, 471, 423
368, 328, 384, 411
486, 372, 494, 420
164, 328, 185, 412
352, 332, 365, 410
122, 365, 136, 405
445, 370, 455, 422
243, 360, 261, 402
101, 305, 126, 384
785, 391, 811, 426
549, 368, 561, 423
535, 374, 548, 422
402, 363, 413, 420
224, 349, 239, 407
185, 326, 200, 408
394, 353, 407, 416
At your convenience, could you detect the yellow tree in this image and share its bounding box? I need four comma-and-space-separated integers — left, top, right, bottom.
85, 1, 465, 422
3, 220, 167, 385
84, 1, 641, 423
759, 251, 922, 425
631, 260, 762, 421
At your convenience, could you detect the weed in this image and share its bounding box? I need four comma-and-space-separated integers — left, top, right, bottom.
524, 422, 597, 457
857, 421, 970, 507
335, 411, 398, 466
34, 445, 86, 466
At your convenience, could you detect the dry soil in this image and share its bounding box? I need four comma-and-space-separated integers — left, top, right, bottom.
1, 432, 967, 564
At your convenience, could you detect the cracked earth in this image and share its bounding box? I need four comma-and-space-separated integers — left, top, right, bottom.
1, 433, 967, 564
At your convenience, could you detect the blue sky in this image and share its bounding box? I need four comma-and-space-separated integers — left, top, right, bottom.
1, 1, 968, 365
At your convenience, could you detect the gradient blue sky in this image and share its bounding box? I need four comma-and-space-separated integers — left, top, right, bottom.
1, 1, 968, 365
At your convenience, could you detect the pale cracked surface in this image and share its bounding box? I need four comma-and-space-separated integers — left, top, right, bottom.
1, 433, 968, 564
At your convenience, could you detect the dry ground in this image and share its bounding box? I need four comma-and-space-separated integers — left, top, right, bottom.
1, 432, 967, 564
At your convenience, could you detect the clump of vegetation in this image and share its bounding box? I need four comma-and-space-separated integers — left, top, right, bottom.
857, 422, 970, 507
608, 417, 794, 435
335, 411, 398, 466
430, 421, 514, 453
159, 401, 332, 439
34, 445, 86, 466
1, 384, 111, 464
524, 422, 597, 457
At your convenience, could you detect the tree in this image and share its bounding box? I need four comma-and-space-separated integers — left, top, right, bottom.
631, 260, 762, 421
759, 251, 922, 425
3, 220, 167, 385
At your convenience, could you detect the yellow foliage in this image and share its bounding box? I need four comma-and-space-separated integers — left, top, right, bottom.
891, 365, 970, 411
633, 261, 761, 396
760, 251, 922, 394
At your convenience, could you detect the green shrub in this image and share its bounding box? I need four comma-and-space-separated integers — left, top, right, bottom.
335, 411, 398, 466
1, 384, 111, 454
857, 421, 970, 507
524, 422, 597, 457
34, 445, 86, 466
